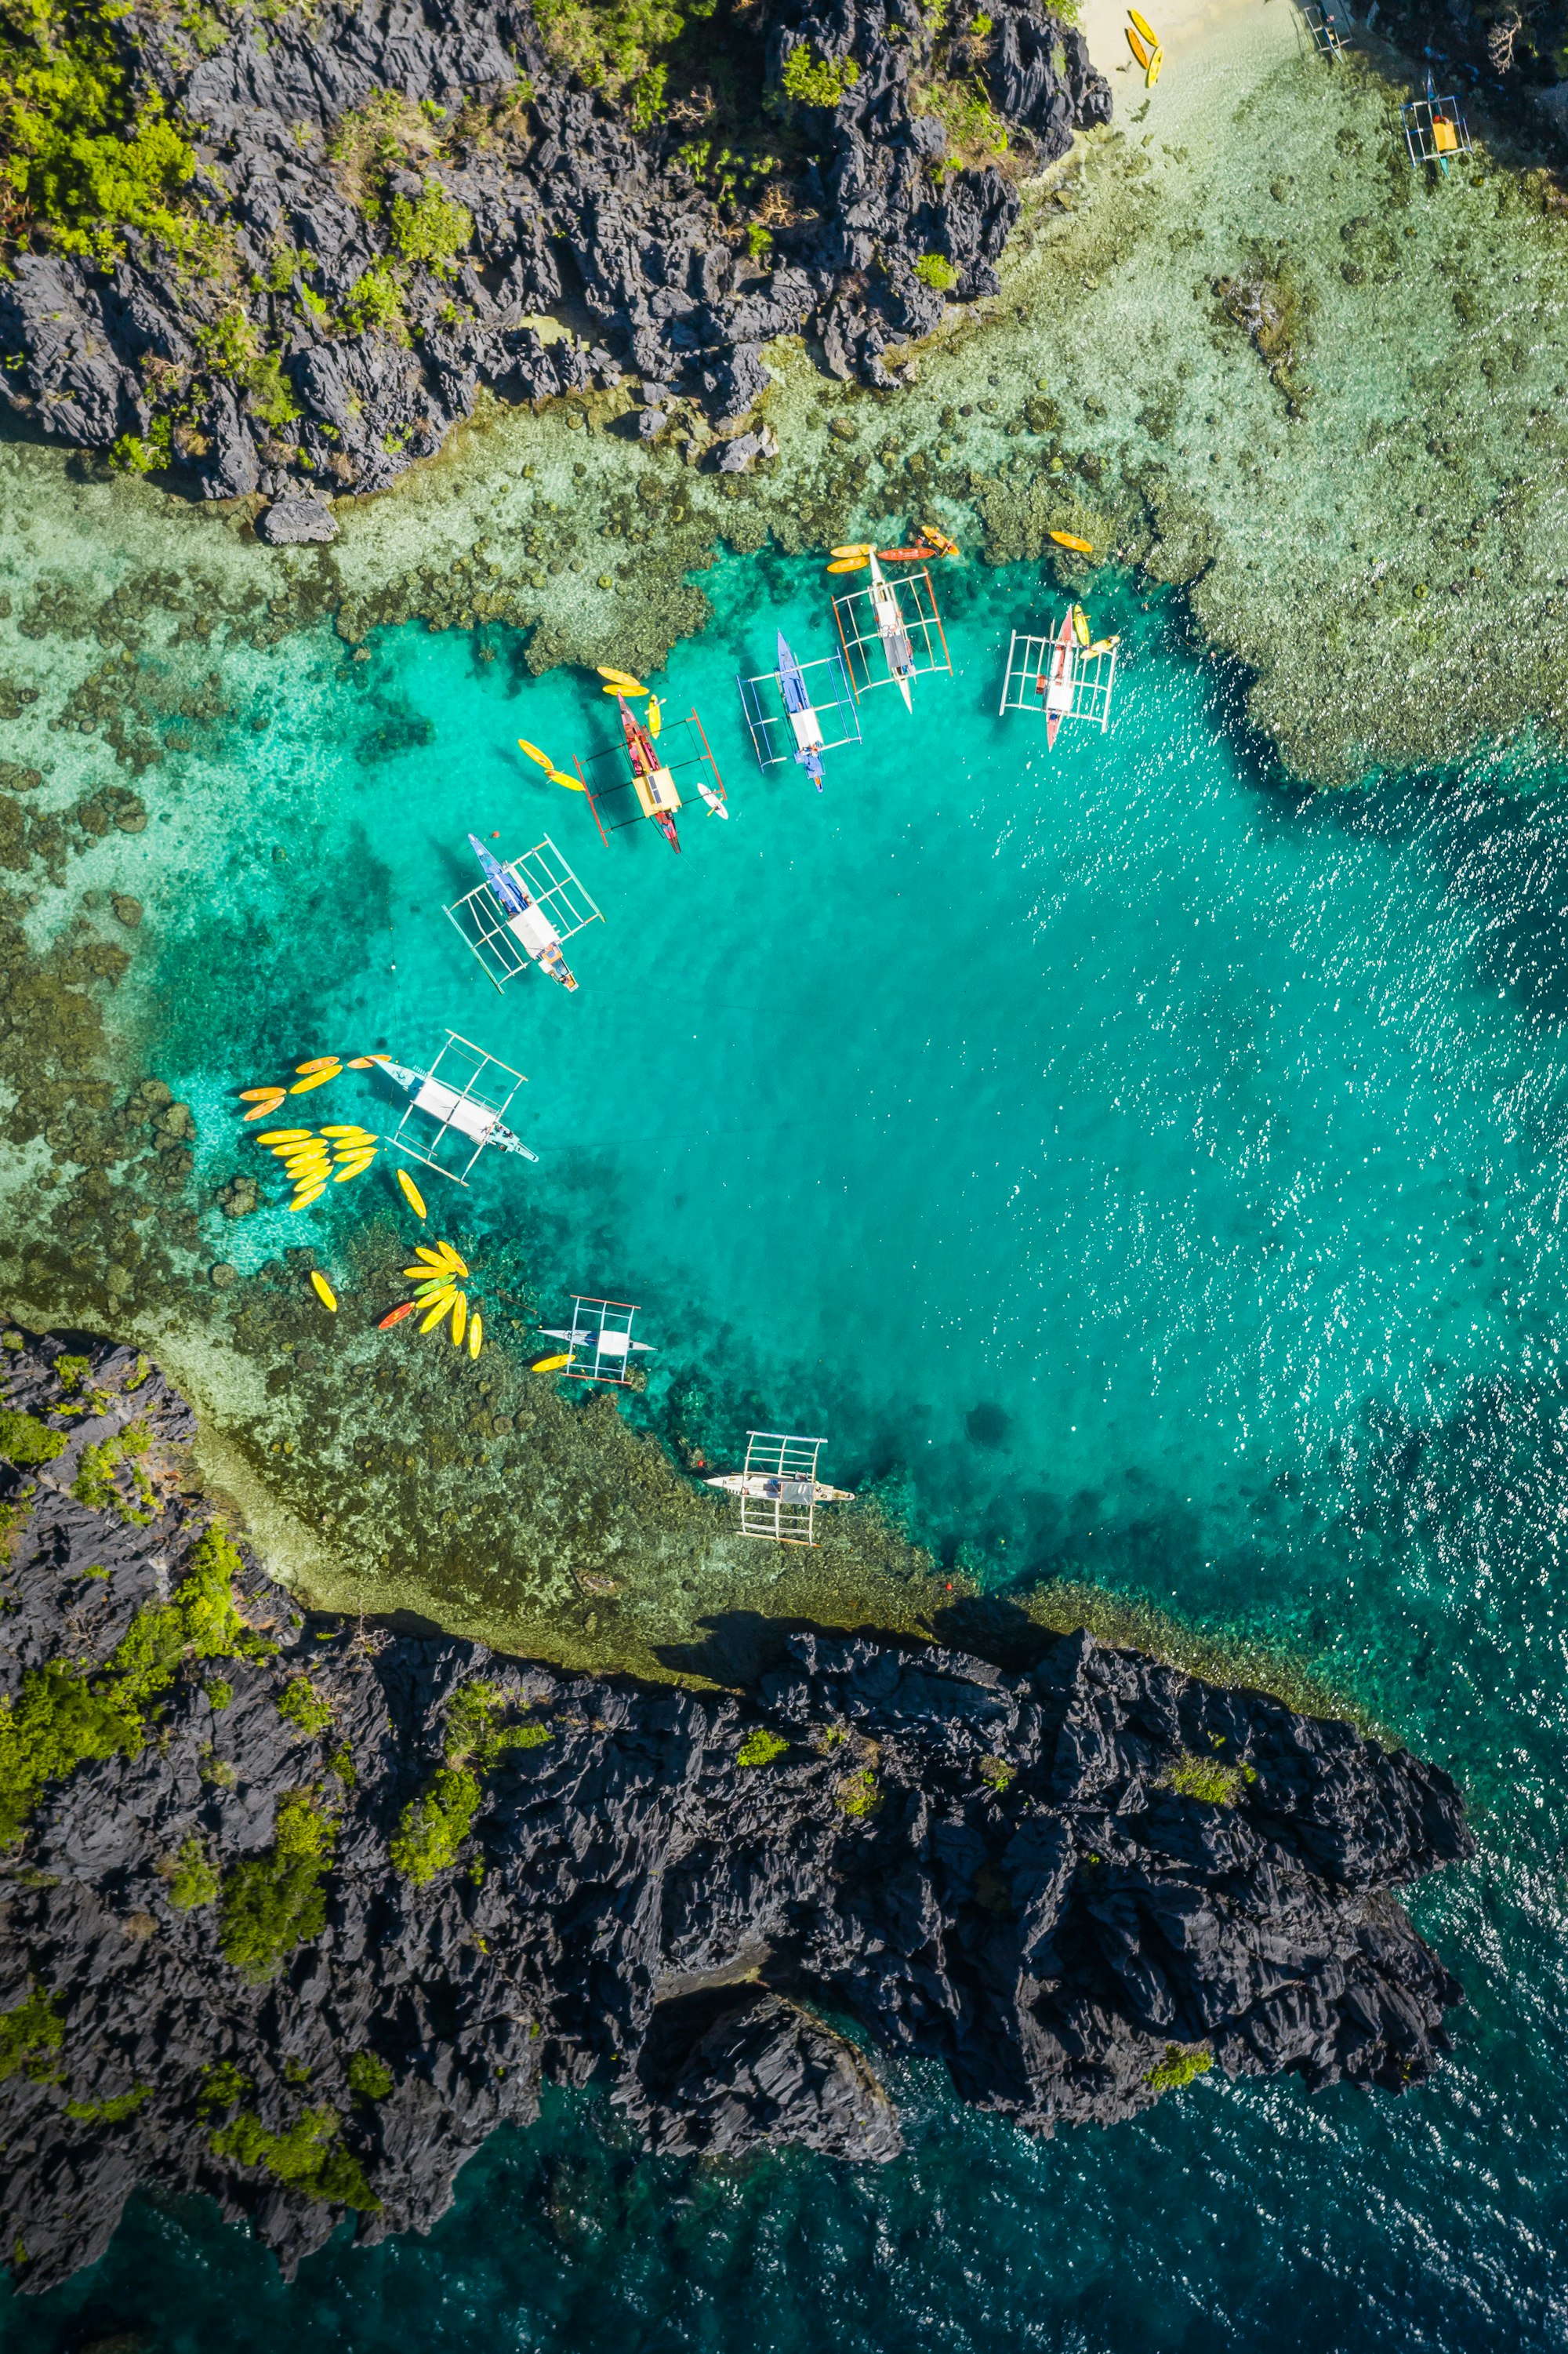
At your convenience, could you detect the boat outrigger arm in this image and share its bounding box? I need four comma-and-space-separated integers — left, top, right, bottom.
466, 834, 576, 990
868, 553, 916, 710
377, 1055, 539, 1162
776, 630, 826, 788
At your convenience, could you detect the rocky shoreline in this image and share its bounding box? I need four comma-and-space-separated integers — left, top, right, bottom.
0, 1328, 1473, 2294
0, 0, 1109, 522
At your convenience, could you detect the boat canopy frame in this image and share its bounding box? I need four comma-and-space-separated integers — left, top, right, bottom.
1400, 76, 1472, 167
444, 834, 603, 994
383, 1031, 528, 1187
736, 650, 862, 774
831, 567, 952, 702
548, 1295, 649, 1387
736, 1430, 830, 1547
573, 709, 726, 844
1300, 0, 1348, 56
1000, 623, 1118, 733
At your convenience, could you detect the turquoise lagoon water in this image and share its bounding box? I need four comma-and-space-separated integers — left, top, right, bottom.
10, 550, 1568, 2345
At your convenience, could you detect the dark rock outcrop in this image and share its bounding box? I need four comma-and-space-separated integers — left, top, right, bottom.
0, 1329, 1472, 2297
0, 0, 1110, 501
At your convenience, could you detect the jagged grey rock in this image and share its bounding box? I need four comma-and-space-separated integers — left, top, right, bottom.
0, 1330, 1472, 2298
256, 492, 340, 545
0, 0, 1109, 502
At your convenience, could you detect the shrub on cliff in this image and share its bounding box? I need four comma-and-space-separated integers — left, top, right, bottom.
390, 1680, 551, 1883
780, 43, 860, 109
0, 0, 198, 263
218, 1790, 334, 1982
210, 2102, 379, 2210
0, 1409, 64, 1467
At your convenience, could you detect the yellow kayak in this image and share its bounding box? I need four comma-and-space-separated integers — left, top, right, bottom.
397, 1168, 427, 1220
240, 1086, 284, 1103
532, 1353, 572, 1374
242, 1098, 287, 1121
1071, 604, 1091, 646
333, 1155, 376, 1182
257, 1128, 311, 1145
435, 1242, 469, 1277
831, 543, 874, 559
1129, 7, 1158, 41
289, 1068, 341, 1095
517, 738, 554, 769
467, 1311, 483, 1360
601, 681, 648, 696
1050, 530, 1094, 554
295, 1056, 339, 1075
413, 1245, 448, 1269
310, 1271, 338, 1311
419, 1293, 456, 1332
827, 557, 868, 575
450, 1294, 467, 1346
291, 1184, 327, 1211
1127, 23, 1151, 67
1146, 39, 1163, 84
596, 666, 644, 691
321, 1124, 373, 1139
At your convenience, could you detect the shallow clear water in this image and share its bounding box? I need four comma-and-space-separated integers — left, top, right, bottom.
11, 546, 1568, 2346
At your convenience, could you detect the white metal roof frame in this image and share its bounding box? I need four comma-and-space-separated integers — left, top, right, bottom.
386, 1031, 527, 1186
736, 650, 862, 772
445, 835, 603, 994
999, 624, 1119, 734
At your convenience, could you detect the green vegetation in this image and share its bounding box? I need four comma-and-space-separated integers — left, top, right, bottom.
390, 1764, 480, 1884
247, 350, 300, 427
0, 1519, 252, 1846
839, 1767, 880, 1818
347, 2050, 393, 2101
198, 2060, 251, 2115
915, 72, 1008, 164
978, 1755, 1014, 1791
341, 261, 405, 338
1145, 2043, 1214, 2094
0, 1985, 62, 2083
217, 1789, 335, 1983
71, 1424, 154, 1523
0, 0, 198, 262
387, 186, 472, 272
737, 1727, 789, 1769
390, 1680, 550, 1884
168, 1833, 218, 1910
532, 0, 706, 100
205, 1678, 233, 1711
65, 2083, 149, 2122
0, 1409, 64, 1467
1163, 1753, 1248, 1807
277, 1676, 333, 1738
53, 1354, 90, 1391
781, 42, 859, 108
914, 251, 957, 292
210, 2102, 379, 2210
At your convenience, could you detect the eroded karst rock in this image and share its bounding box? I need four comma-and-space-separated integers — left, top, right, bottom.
0, 1329, 1470, 2295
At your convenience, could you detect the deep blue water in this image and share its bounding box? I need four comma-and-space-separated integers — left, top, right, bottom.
7, 551, 1568, 2349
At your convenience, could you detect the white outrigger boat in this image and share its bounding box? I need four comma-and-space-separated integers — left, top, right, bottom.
705, 1431, 855, 1545
371, 1048, 539, 1166
868, 552, 916, 709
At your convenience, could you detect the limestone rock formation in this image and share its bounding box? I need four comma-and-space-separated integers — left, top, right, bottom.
0, 0, 1110, 500
0, 1329, 1471, 2296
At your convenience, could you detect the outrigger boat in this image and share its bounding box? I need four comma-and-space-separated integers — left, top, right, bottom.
465, 834, 578, 990
704, 1468, 856, 1507
868, 552, 916, 710
619, 695, 682, 852
372, 1052, 539, 1162
776, 631, 826, 789
1038, 612, 1076, 749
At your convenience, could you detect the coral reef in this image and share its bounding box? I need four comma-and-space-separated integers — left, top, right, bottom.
0, 0, 1107, 503
1, 1331, 1473, 2294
